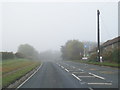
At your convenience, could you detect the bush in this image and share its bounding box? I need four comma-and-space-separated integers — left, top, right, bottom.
88, 53, 97, 62
112, 48, 120, 63
2, 52, 15, 60
15, 52, 26, 58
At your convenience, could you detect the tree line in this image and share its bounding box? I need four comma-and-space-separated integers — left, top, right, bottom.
2, 44, 40, 60
61, 40, 84, 60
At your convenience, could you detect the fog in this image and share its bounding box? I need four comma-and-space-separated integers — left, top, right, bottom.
39, 50, 62, 61
1, 1, 118, 53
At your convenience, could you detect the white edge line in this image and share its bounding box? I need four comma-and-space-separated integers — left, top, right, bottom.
72, 73, 81, 81
88, 72, 105, 80
17, 63, 43, 88
65, 68, 69, 72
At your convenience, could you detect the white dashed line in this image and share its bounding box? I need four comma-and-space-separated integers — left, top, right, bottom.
88, 83, 112, 85
72, 73, 82, 81
88, 72, 105, 80
65, 68, 69, 72
61, 66, 64, 69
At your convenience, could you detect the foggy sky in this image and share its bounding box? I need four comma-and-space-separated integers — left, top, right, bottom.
1, 1, 118, 52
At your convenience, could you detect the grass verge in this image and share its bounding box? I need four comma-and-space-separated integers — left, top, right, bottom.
70, 60, 120, 68
2, 59, 41, 88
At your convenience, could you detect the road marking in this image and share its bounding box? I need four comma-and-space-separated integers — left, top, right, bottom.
79, 69, 82, 70
78, 76, 95, 78
88, 83, 112, 85
89, 87, 94, 90
73, 71, 86, 73
72, 72, 84, 74
79, 69, 84, 71
88, 72, 105, 80
65, 68, 69, 72
17, 63, 43, 88
72, 73, 81, 81
61, 66, 64, 69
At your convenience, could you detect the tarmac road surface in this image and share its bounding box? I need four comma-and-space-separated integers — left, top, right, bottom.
19, 61, 119, 89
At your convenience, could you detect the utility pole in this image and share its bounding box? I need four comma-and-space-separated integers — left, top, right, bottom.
97, 10, 100, 62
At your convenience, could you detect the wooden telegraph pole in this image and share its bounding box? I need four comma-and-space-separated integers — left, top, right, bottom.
97, 10, 100, 62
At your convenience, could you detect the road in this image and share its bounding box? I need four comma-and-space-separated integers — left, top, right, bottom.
19, 60, 119, 89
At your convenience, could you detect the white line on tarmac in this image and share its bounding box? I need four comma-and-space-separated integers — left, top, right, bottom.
78, 76, 95, 78
72, 71, 85, 73
78, 69, 84, 71
72, 73, 82, 81
61, 66, 64, 69
65, 68, 69, 72
72, 72, 84, 74
17, 63, 43, 88
88, 72, 105, 80
79, 69, 82, 70
88, 87, 94, 90
88, 83, 112, 85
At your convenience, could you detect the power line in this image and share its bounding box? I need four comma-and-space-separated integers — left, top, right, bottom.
100, 13, 114, 40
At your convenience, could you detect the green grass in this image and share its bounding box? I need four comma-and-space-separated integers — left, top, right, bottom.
3, 59, 38, 74
0, 60, 2, 88
2, 58, 41, 88
70, 60, 120, 68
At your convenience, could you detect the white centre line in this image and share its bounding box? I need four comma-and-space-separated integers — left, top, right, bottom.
72, 73, 82, 81
65, 68, 69, 72
61, 66, 64, 69
88, 72, 105, 80
88, 83, 112, 85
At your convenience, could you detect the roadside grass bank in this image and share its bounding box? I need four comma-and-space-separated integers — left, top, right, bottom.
0, 60, 2, 89
2, 59, 41, 88
69, 60, 120, 68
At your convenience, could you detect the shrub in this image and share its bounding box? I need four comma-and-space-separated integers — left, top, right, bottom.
88, 53, 97, 62
2, 52, 15, 60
